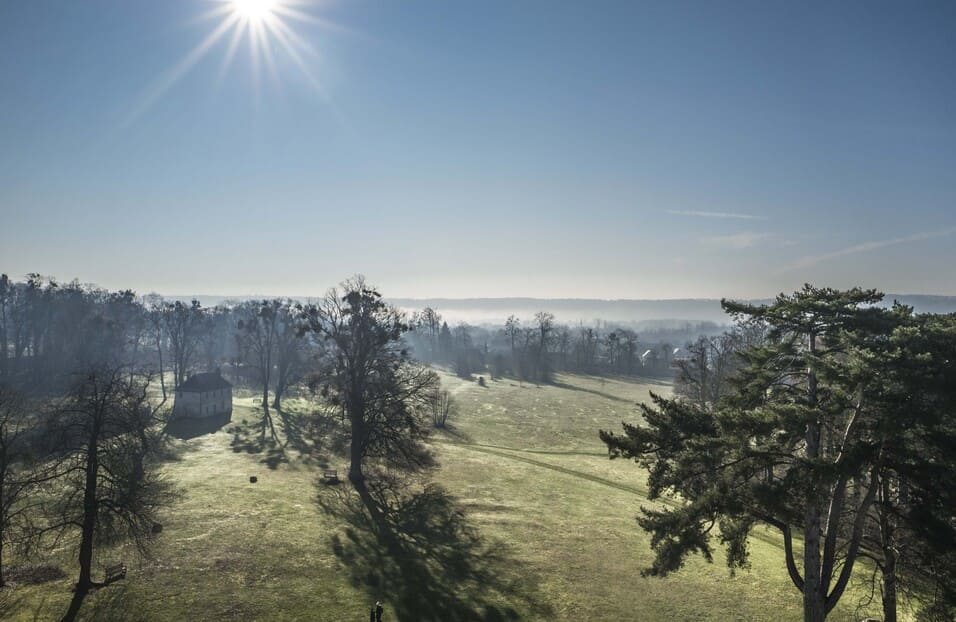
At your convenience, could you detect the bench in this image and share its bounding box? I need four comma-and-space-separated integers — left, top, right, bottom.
323, 469, 339, 483
104, 563, 126, 583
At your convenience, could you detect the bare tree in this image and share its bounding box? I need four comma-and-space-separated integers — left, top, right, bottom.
48, 366, 174, 622
674, 333, 738, 411
142, 294, 167, 400
237, 300, 284, 439
414, 307, 443, 360
430, 388, 454, 429
503, 315, 520, 359
303, 278, 439, 490
574, 327, 599, 372
532, 312, 555, 382
237, 301, 277, 404
0, 387, 44, 588
272, 301, 307, 411
162, 300, 206, 388
555, 326, 572, 368
0, 275, 10, 383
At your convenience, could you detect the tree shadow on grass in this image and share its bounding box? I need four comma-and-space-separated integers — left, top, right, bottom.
549, 380, 633, 404
229, 420, 288, 469
79, 582, 150, 622
274, 407, 315, 460
318, 480, 550, 622
164, 412, 232, 440
434, 423, 473, 444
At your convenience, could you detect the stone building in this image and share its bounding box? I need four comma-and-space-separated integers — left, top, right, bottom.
172, 370, 232, 419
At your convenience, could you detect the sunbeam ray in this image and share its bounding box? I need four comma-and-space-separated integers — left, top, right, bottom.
124, 12, 241, 126
215, 18, 247, 87
124, 0, 333, 125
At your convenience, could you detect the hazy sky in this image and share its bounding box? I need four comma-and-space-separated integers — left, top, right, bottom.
2, 1, 955, 299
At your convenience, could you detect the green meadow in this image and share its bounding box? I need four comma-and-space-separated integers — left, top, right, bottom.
8, 372, 884, 621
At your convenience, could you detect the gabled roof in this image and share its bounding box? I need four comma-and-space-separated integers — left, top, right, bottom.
178, 372, 232, 393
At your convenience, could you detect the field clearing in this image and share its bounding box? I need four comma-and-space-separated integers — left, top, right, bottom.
7, 372, 884, 621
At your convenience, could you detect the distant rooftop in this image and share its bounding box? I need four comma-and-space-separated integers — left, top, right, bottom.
179, 372, 232, 393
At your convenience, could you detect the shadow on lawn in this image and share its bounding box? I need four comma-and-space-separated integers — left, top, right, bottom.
164, 412, 232, 440
275, 406, 314, 457
78, 582, 150, 622
318, 481, 549, 622
550, 380, 633, 404
229, 416, 288, 470
229, 405, 325, 469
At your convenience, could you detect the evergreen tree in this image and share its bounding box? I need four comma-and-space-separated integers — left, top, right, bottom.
854, 310, 956, 621
600, 286, 918, 622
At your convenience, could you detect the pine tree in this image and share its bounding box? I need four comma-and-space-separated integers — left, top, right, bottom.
853, 310, 956, 621
601, 286, 906, 622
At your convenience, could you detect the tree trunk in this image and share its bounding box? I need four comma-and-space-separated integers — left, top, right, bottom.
348, 402, 365, 487
804, 468, 826, 622
804, 590, 826, 622
64, 431, 100, 622
261, 344, 272, 413
0, 306, 7, 381
0, 519, 5, 588
881, 476, 898, 622
882, 552, 898, 622
804, 334, 826, 622
61, 583, 89, 622
156, 334, 166, 400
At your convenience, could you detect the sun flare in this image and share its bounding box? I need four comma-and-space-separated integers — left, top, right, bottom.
231, 0, 277, 22
126, 0, 334, 123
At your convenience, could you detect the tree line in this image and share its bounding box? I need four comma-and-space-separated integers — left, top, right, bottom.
407, 307, 683, 384
0, 275, 314, 407
0, 272, 447, 620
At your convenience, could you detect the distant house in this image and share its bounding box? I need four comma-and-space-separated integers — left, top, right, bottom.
172, 370, 232, 419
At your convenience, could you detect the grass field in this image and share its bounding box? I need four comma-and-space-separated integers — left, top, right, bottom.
6, 372, 885, 621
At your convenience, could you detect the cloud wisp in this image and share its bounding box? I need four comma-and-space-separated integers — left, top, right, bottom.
701, 232, 773, 249
667, 210, 764, 220
784, 227, 956, 272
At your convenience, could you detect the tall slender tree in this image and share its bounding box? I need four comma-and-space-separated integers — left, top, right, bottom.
272, 301, 307, 411
162, 300, 206, 388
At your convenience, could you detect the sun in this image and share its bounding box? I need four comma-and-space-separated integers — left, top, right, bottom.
126, 0, 334, 123
231, 0, 277, 22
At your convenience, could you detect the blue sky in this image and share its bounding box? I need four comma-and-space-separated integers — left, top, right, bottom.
2, 0, 954, 298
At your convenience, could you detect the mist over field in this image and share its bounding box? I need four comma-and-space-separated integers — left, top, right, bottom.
171, 294, 956, 325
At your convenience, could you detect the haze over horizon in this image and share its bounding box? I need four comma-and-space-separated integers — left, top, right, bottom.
3, 1, 955, 298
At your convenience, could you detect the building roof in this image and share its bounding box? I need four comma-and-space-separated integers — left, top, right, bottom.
178, 372, 232, 393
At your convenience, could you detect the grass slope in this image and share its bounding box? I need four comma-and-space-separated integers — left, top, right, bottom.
6, 372, 883, 621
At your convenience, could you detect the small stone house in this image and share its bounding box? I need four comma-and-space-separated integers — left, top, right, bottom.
172, 371, 232, 419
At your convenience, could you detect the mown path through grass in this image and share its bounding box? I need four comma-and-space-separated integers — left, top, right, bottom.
436, 437, 801, 558
432, 371, 884, 622
437, 439, 650, 497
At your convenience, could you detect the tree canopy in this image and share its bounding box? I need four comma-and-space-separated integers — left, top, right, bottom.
601, 286, 956, 622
